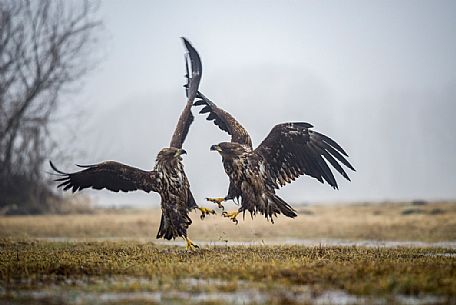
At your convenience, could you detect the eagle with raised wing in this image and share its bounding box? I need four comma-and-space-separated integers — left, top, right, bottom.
50, 38, 213, 250
196, 90, 355, 224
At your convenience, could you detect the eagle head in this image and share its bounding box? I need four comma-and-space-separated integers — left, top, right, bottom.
210, 142, 248, 157
157, 147, 187, 163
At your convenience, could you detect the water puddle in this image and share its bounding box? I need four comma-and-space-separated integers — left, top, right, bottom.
2, 277, 450, 305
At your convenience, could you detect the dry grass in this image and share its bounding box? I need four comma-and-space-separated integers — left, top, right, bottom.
1, 202, 455, 304
1, 201, 455, 242
1, 239, 455, 296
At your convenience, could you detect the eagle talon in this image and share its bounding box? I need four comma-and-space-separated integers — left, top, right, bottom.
222, 210, 240, 225
206, 197, 225, 210
185, 237, 199, 251
198, 207, 216, 220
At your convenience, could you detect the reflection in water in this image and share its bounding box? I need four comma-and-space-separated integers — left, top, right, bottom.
5, 277, 448, 305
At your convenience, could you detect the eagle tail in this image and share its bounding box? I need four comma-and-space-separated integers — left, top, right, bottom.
269, 193, 298, 218
156, 207, 192, 240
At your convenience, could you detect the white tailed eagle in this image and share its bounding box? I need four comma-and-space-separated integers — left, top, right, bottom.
50, 38, 213, 250
195, 92, 355, 224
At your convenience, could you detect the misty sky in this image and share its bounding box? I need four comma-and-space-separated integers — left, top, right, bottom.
56, 0, 456, 207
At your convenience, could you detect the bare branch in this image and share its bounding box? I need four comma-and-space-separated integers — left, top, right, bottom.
0, 0, 102, 213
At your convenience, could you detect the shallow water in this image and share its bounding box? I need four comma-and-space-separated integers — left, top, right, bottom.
3, 277, 449, 305
4, 239, 454, 304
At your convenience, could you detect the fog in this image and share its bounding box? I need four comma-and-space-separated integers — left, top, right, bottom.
55, 0, 456, 207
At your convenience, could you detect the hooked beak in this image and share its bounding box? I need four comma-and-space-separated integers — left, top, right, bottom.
176, 149, 187, 157
210, 145, 222, 152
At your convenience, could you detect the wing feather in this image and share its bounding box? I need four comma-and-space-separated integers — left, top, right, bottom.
169, 37, 202, 148
181, 37, 202, 102
313, 143, 351, 181
194, 92, 253, 148
50, 161, 159, 193
255, 123, 355, 189
169, 101, 194, 149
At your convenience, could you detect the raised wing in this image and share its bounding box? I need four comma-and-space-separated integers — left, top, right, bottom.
169, 101, 194, 149
169, 37, 202, 148
50, 161, 159, 193
194, 92, 253, 148
182, 37, 202, 102
255, 123, 355, 189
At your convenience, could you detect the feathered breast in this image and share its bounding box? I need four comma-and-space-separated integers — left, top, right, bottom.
155, 160, 188, 199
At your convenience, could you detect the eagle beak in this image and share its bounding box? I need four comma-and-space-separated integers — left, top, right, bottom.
210, 145, 222, 152
176, 149, 187, 157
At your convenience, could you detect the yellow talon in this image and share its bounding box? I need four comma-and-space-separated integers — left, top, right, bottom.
198, 207, 216, 220
206, 197, 225, 210
222, 210, 240, 225
185, 237, 199, 251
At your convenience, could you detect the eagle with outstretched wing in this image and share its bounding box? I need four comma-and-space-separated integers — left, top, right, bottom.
195, 90, 355, 224
50, 38, 213, 250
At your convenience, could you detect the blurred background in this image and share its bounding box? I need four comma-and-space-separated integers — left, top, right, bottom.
1, 0, 455, 213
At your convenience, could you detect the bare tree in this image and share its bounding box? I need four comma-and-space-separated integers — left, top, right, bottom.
0, 0, 102, 214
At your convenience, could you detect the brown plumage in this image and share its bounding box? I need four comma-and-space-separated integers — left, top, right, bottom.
169, 37, 202, 149
51, 37, 202, 242
196, 92, 252, 147
196, 92, 355, 222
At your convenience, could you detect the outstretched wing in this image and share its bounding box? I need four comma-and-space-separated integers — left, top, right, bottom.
50, 161, 159, 193
194, 92, 253, 148
255, 123, 355, 189
169, 37, 202, 148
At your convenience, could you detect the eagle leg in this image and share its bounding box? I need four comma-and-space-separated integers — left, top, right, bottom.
198, 207, 216, 220
222, 210, 240, 225
184, 236, 199, 251
206, 197, 226, 210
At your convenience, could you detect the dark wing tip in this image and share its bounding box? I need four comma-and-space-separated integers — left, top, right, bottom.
193, 99, 206, 106
49, 161, 72, 189
76, 164, 96, 168
294, 122, 314, 129
181, 37, 199, 59
181, 37, 191, 48
181, 37, 202, 101
314, 131, 350, 157
181, 37, 201, 68
49, 160, 67, 175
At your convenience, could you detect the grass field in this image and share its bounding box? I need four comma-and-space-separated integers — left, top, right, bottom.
1, 201, 455, 242
1, 201, 455, 304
